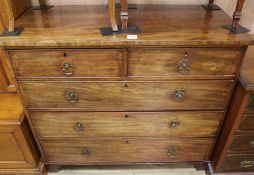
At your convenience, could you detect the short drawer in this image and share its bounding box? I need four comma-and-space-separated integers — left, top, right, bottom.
41, 138, 213, 164
221, 155, 254, 172
230, 135, 254, 153
20, 80, 233, 111
9, 49, 123, 79
239, 113, 254, 130
31, 111, 223, 138
129, 48, 242, 79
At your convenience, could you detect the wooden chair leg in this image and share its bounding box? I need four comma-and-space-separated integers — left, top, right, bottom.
34, 0, 53, 10
108, 0, 118, 32
0, 0, 23, 36
120, 0, 128, 30
223, 0, 250, 33
202, 0, 221, 10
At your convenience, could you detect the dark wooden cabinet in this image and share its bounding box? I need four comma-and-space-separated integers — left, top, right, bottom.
211, 46, 254, 173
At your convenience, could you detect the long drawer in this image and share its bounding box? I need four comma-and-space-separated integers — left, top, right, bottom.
9, 49, 123, 78
41, 138, 213, 164
230, 135, 254, 153
221, 155, 254, 172
129, 48, 242, 79
20, 80, 233, 111
31, 111, 223, 138
240, 113, 254, 130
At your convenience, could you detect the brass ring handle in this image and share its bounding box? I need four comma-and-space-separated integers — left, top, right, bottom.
73, 122, 84, 131
81, 147, 90, 157
169, 121, 180, 128
62, 61, 73, 76
66, 91, 78, 104
168, 147, 176, 158
175, 89, 186, 99
178, 60, 190, 73
240, 161, 254, 168
249, 141, 254, 148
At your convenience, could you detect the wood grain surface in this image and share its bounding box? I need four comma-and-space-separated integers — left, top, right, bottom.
20, 80, 233, 111
129, 48, 242, 79
30, 111, 223, 138
9, 49, 123, 79
0, 5, 253, 47
41, 138, 213, 164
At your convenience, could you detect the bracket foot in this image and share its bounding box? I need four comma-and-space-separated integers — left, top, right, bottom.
202, 4, 221, 10
1, 28, 24, 36
223, 24, 250, 34
100, 24, 140, 36
33, 5, 54, 10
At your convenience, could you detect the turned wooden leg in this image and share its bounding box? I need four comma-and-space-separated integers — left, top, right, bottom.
34, 0, 54, 10
202, 0, 221, 10
223, 0, 250, 33
120, 0, 128, 30
108, 0, 118, 32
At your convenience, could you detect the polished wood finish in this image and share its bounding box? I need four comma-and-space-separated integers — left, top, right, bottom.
41, 138, 213, 164
108, 0, 118, 32
120, 0, 128, 29
129, 48, 242, 79
0, 0, 31, 32
0, 48, 16, 92
20, 81, 233, 111
0, 94, 46, 174
0, 4, 252, 173
239, 113, 254, 130
30, 111, 222, 138
9, 49, 123, 79
0, 5, 253, 47
232, 0, 245, 29
239, 46, 254, 91
230, 134, 254, 153
211, 46, 254, 173
221, 155, 254, 172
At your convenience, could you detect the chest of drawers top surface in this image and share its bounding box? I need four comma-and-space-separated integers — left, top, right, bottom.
0, 5, 253, 47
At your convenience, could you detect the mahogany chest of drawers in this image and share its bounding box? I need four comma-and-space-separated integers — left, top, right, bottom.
211, 46, 254, 173
0, 4, 254, 173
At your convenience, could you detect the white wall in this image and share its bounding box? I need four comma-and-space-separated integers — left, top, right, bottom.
31, 0, 254, 33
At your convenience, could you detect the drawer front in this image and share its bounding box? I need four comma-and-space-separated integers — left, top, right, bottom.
20, 81, 233, 111
9, 49, 123, 78
129, 48, 242, 79
221, 155, 254, 172
230, 135, 254, 153
41, 138, 213, 163
240, 113, 254, 130
31, 111, 222, 138
247, 95, 254, 110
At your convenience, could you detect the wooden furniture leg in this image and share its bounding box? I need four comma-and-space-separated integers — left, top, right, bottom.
0, 0, 23, 36
202, 0, 221, 10
223, 0, 250, 33
120, 0, 128, 30
34, 0, 53, 10
100, 0, 140, 36
108, 0, 118, 32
